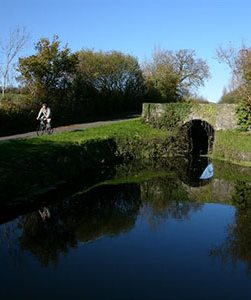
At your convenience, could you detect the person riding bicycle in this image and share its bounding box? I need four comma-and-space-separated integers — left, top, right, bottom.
36, 103, 52, 128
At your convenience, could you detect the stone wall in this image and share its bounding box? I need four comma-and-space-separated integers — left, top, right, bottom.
142, 103, 238, 130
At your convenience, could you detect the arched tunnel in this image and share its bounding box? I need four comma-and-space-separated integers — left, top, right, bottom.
181, 119, 215, 155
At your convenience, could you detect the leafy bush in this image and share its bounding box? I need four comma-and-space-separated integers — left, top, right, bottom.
236, 101, 251, 130
0, 96, 38, 136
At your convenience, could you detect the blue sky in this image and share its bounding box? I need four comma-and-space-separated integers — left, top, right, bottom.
1, 0, 251, 102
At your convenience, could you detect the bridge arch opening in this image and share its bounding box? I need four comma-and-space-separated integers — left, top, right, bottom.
181, 119, 215, 155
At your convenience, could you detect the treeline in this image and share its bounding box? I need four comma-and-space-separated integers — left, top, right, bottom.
217, 46, 251, 129
0, 36, 210, 135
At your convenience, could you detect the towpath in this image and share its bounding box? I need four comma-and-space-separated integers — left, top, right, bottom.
0, 116, 139, 141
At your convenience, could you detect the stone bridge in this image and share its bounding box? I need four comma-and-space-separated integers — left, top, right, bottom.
142, 103, 238, 155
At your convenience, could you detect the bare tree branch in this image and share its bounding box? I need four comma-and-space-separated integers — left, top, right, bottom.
0, 27, 29, 96
216, 44, 251, 103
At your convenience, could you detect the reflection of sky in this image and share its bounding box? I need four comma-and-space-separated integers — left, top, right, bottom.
200, 163, 214, 180
1, 160, 251, 298
2, 202, 250, 299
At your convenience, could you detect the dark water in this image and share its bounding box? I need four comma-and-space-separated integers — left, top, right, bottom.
1, 157, 251, 300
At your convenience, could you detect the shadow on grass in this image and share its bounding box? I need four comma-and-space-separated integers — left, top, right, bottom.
0, 136, 119, 204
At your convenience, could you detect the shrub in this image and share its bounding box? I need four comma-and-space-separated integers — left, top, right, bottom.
236, 101, 251, 131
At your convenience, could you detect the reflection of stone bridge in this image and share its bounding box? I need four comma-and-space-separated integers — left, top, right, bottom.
142, 103, 238, 155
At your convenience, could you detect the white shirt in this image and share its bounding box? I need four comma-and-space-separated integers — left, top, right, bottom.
37, 107, 51, 119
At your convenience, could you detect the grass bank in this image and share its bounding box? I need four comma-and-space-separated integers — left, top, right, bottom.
1, 118, 251, 203
0, 119, 171, 202
212, 130, 251, 167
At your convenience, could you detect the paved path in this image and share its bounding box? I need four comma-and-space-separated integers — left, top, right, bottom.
0, 117, 138, 141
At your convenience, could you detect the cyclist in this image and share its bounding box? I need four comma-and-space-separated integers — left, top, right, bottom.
36, 103, 52, 128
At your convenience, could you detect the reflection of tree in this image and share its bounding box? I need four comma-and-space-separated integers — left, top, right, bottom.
68, 185, 140, 243
210, 181, 251, 272
18, 184, 141, 267
141, 176, 202, 225
18, 211, 76, 267
232, 181, 251, 209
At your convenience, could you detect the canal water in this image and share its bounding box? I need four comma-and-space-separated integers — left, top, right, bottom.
1, 157, 251, 299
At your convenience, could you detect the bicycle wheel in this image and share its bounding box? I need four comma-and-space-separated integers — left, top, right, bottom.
36, 123, 45, 136
47, 126, 54, 135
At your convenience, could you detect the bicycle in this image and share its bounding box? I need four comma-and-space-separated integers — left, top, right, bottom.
36, 118, 54, 136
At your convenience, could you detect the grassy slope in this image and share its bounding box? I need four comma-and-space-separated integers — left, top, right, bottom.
0, 119, 171, 201
1, 118, 251, 204
1, 119, 250, 170
1, 119, 250, 169
212, 130, 251, 167
40, 118, 170, 143
0, 119, 169, 151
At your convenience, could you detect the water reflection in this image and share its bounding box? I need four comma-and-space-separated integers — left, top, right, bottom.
1, 158, 251, 299
1, 159, 250, 268
200, 163, 214, 180
210, 181, 251, 272
177, 156, 214, 187
38, 207, 51, 221
17, 184, 141, 266
140, 177, 202, 225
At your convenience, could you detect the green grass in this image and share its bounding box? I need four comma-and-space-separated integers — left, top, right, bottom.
0, 118, 172, 164
215, 130, 251, 152
0, 119, 171, 201
0, 119, 169, 150
1, 119, 251, 202
212, 130, 251, 167
34, 118, 170, 143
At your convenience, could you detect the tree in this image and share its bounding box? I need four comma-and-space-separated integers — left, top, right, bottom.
143, 48, 210, 102
0, 27, 29, 96
216, 45, 251, 103
76, 50, 146, 113
217, 45, 251, 129
219, 88, 244, 104
18, 35, 77, 100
